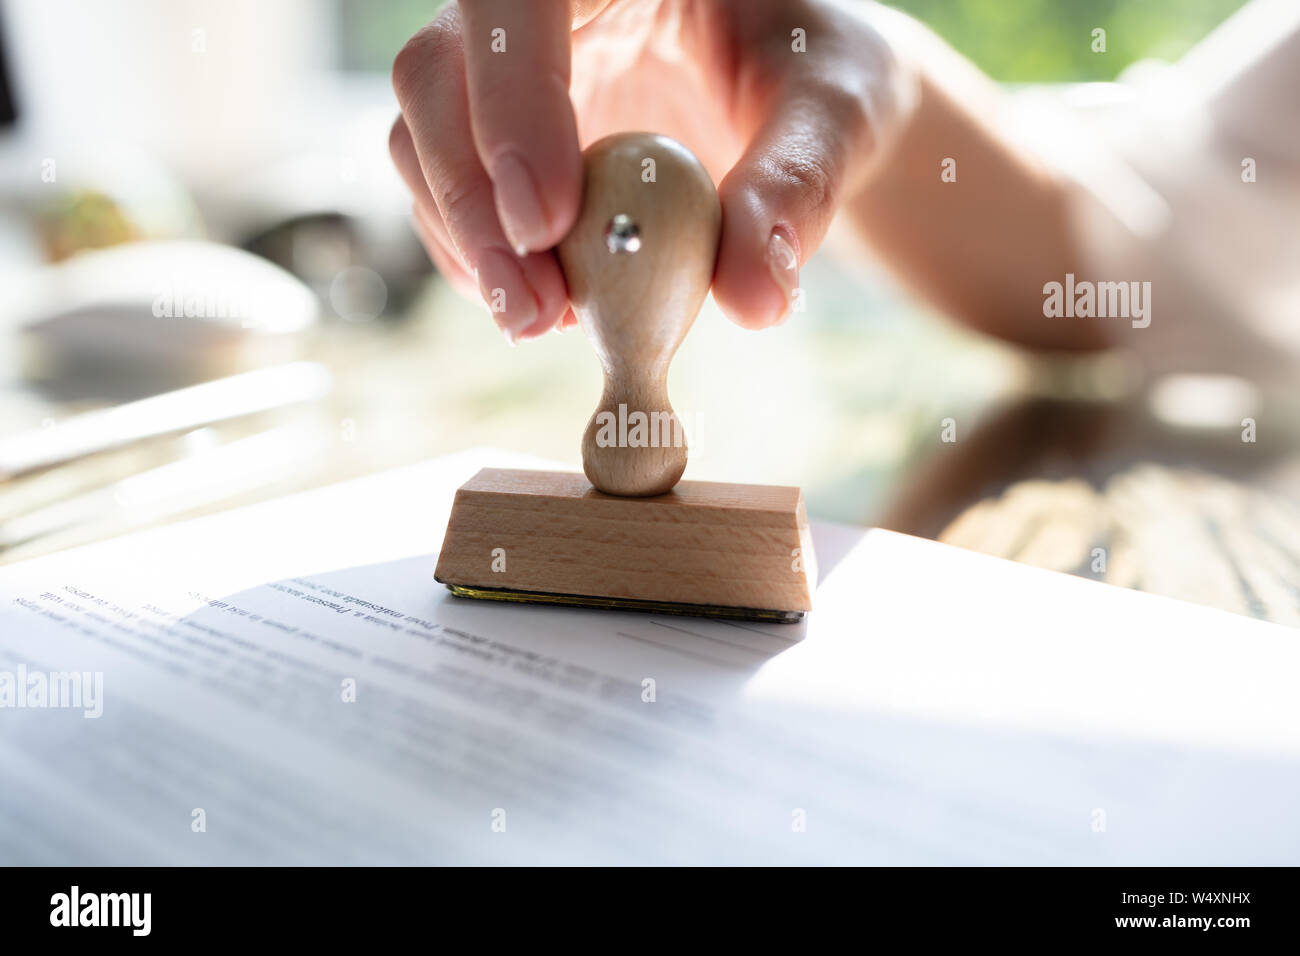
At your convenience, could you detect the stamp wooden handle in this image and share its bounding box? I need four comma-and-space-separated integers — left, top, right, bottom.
557, 132, 721, 496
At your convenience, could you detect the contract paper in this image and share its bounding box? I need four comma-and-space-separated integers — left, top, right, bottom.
2, 449, 1298, 865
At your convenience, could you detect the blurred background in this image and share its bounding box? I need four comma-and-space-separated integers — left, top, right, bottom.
4, 0, 1299, 626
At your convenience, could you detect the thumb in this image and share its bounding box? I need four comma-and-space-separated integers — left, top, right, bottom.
713, 81, 877, 329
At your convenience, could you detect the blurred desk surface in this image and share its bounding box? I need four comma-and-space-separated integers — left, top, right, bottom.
3, 258, 1299, 628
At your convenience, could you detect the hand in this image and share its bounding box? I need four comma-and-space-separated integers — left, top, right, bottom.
390, 0, 912, 342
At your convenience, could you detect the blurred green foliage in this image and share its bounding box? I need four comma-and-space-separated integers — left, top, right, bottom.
338, 0, 446, 72
339, 0, 1248, 81
887, 0, 1247, 81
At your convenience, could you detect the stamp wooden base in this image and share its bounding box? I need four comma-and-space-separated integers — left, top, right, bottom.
434, 468, 816, 622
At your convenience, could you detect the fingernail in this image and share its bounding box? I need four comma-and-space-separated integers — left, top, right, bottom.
766, 229, 799, 327
475, 247, 539, 344
491, 152, 549, 255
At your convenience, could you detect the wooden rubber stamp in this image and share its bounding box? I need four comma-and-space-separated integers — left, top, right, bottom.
435, 133, 816, 622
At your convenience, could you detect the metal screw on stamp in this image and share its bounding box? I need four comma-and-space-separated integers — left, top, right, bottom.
603, 214, 641, 254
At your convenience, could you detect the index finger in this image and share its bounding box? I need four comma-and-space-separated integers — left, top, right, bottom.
458, 0, 582, 256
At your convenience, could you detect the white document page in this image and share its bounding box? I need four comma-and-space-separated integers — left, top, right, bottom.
1, 449, 1298, 865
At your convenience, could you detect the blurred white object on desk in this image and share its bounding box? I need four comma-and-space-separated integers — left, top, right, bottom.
0, 425, 326, 556
12, 240, 319, 380
0, 361, 332, 480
